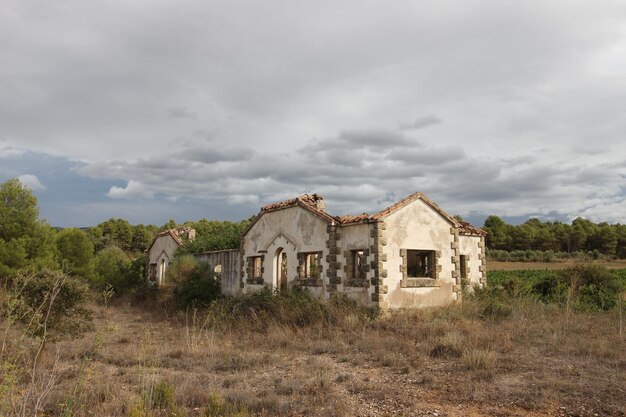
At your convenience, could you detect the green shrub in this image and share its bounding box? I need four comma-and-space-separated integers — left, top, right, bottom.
486, 265, 625, 312
470, 285, 514, 319
164, 256, 222, 309
165, 254, 198, 286
204, 287, 377, 331
204, 393, 248, 417
2, 268, 91, 339
176, 263, 221, 309
151, 381, 175, 409
93, 246, 132, 291
525, 265, 624, 311
561, 264, 624, 312
125, 252, 148, 290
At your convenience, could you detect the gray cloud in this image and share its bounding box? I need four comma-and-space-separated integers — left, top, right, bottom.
399, 115, 442, 131
176, 146, 255, 164
337, 129, 416, 147
303, 128, 419, 156
2, 1, 626, 224
386, 146, 465, 165
166, 107, 197, 120
71, 127, 626, 224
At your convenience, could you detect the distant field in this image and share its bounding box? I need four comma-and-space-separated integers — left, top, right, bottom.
488, 259, 626, 270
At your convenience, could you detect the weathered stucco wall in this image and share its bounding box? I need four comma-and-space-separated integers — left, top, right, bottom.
458, 235, 484, 288
194, 249, 241, 295
383, 200, 457, 308
337, 223, 374, 306
239, 194, 484, 309
242, 206, 329, 295
147, 235, 180, 285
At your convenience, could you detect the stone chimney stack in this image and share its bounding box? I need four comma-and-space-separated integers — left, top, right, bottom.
177, 227, 196, 242
312, 194, 326, 212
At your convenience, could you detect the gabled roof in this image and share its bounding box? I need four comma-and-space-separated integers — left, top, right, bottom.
370, 192, 485, 235
458, 221, 487, 236
371, 192, 453, 221
339, 192, 485, 235
261, 194, 337, 224
242, 192, 486, 236
146, 227, 193, 253
243, 194, 338, 237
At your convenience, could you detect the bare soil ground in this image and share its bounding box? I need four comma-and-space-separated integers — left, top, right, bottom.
20, 299, 626, 417
488, 260, 626, 271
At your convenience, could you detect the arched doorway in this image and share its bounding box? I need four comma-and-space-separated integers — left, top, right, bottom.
274, 247, 288, 290
159, 258, 166, 285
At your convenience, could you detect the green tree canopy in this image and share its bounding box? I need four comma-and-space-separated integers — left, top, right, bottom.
0, 178, 57, 276
177, 218, 252, 255
483, 214, 625, 258
0, 178, 39, 241
160, 218, 178, 232
483, 215, 510, 250
93, 246, 131, 291
55, 228, 95, 279
87, 219, 157, 253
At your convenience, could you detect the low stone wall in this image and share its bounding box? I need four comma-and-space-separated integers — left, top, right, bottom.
194, 249, 241, 296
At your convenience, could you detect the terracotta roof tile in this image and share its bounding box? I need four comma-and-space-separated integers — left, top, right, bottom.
242, 194, 337, 236
459, 221, 487, 236
147, 227, 197, 252
261, 194, 324, 212
245, 192, 485, 235
338, 213, 371, 224
153, 229, 184, 245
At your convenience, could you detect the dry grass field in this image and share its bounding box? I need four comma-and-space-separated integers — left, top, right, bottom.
3, 293, 625, 417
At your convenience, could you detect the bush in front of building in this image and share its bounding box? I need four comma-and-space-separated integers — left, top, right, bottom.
165, 255, 222, 309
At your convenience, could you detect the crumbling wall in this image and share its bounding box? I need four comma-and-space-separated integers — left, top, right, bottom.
458, 235, 485, 288
194, 249, 241, 295
336, 222, 375, 306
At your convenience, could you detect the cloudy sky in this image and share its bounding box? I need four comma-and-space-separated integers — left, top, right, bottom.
1, 0, 625, 227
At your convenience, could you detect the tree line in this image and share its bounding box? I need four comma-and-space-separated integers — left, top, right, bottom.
482, 215, 626, 259
3, 175, 625, 292
0, 178, 248, 294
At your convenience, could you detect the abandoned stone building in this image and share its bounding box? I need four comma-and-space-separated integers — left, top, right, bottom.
239, 192, 486, 309
146, 227, 195, 285
147, 193, 486, 309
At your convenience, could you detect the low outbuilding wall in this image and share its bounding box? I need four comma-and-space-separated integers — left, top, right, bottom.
193, 249, 241, 296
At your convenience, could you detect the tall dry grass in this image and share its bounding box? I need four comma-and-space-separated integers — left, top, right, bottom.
2, 280, 625, 416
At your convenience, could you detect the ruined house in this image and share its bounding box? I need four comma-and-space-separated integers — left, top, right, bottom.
239, 192, 486, 308
146, 227, 195, 285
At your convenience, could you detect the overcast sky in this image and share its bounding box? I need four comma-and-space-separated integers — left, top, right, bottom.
1, 0, 625, 227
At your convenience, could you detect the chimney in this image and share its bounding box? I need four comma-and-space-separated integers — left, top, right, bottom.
312, 194, 326, 212
177, 227, 196, 242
